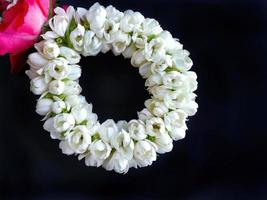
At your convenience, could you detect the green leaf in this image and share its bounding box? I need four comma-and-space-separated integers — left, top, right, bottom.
62, 108, 69, 113
65, 18, 77, 48
165, 66, 180, 73
147, 135, 156, 142
50, 112, 57, 117
61, 131, 68, 139
44, 93, 54, 99
69, 18, 78, 32
148, 34, 156, 42
82, 20, 90, 30
58, 94, 66, 101
61, 78, 69, 83
92, 133, 101, 142
79, 120, 88, 126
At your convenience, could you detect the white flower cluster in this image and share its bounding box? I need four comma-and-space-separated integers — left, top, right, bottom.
26, 3, 198, 174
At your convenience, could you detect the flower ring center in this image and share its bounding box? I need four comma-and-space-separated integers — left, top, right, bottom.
79, 52, 148, 121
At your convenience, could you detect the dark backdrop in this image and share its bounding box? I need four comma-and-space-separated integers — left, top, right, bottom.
1, 0, 267, 199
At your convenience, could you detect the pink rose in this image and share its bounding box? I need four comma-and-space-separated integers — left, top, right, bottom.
0, 0, 9, 13
0, 0, 51, 72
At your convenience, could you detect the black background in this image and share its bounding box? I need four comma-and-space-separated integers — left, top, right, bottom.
1, 0, 267, 199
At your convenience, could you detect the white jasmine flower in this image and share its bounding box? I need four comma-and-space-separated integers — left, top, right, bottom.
106, 5, 124, 22
145, 99, 169, 117
86, 113, 98, 130
98, 119, 118, 143
27, 52, 48, 71
144, 37, 166, 64
164, 91, 198, 115
25, 69, 40, 80
44, 7, 75, 40
63, 80, 82, 95
131, 49, 146, 67
111, 130, 134, 159
128, 158, 138, 169
145, 73, 163, 87
154, 133, 173, 154
184, 71, 198, 92
103, 20, 120, 43
162, 71, 197, 92
139, 62, 152, 79
141, 18, 163, 36
86, 3, 107, 38
150, 56, 172, 74
59, 140, 75, 155
49, 80, 65, 95
35, 40, 60, 59
144, 31, 182, 66
41, 31, 58, 40
117, 120, 128, 132
85, 140, 112, 167
149, 85, 172, 100
138, 108, 153, 121
132, 18, 162, 49
53, 113, 75, 133
134, 140, 157, 167
162, 71, 185, 89
180, 99, 198, 117
76, 7, 87, 23
163, 90, 187, 109
171, 49, 193, 72
111, 31, 131, 56
45, 58, 70, 80
120, 10, 144, 33
43, 117, 61, 139
68, 65, 81, 80
164, 110, 187, 140
101, 42, 113, 53
132, 34, 148, 49
128, 120, 147, 141
146, 117, 166, 136
65, 95, 86, 107
52, 100, 67, 114
103, 6, 123, 42
88, 122, 101, 135
103, 151, 130, 174
158, 31, 183, 52
43, 41, 60, 59
49, 13, 69, 37
122, 43, 137, 59
66, 125, 91, 154
71, 103, 93, 124
55, 6, 75, 21
59, 47, 81, 64
30, 76, 48, 95
36, 98, 53, 116
70, 24, 85, 52
82, 31, 102, 56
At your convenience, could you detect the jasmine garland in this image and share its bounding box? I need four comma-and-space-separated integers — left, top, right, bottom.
26, 2, 198, 174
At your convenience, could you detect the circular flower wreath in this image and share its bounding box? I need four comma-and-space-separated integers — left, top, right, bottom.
26, 3, 198, 174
